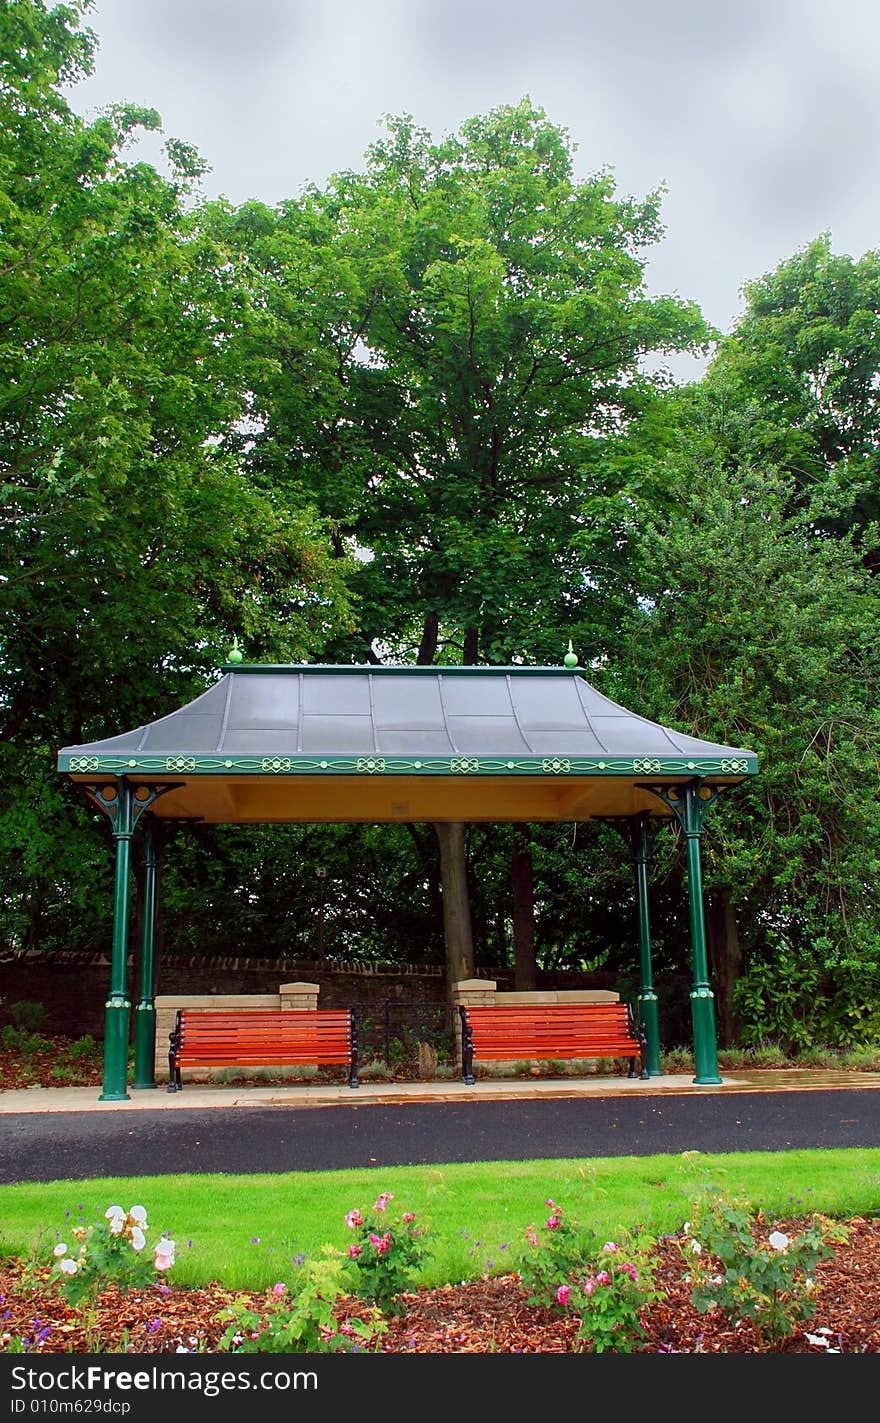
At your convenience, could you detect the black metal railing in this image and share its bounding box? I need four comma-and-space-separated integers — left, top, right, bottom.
351, 999, 457, 1075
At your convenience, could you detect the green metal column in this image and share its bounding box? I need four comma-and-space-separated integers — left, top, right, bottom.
681, 784, 722, 1085
100, 780, 134, 1102
631, 815, 662, 1076
132, 817, 159, 1090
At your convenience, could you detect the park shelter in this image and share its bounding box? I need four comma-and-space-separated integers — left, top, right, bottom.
57, 660, 759, 1100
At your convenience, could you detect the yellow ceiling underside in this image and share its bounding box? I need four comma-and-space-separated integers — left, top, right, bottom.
70, 772, 746, 825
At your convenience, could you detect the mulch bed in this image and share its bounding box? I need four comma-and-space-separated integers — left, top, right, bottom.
3, 1215, 880, 1354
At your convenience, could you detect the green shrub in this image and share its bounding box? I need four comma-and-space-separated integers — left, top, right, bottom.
65, 1035, 100, 1063
680, 1184, 846, 1349
660, 1046, 694, 1074
0, 1025, 45, 1057
9, 1002, 47, 1032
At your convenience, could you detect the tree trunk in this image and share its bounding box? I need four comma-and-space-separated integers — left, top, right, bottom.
512, 824, 537, 990
435, 822, 475, 993
417, 612, 439, 665
706, 886, 743, 1047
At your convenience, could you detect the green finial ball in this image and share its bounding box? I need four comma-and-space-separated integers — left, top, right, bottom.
563, 640, 578, 668
228, 636, 243, 665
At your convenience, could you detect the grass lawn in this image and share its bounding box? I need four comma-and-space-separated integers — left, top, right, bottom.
3, 1147, 879, 1291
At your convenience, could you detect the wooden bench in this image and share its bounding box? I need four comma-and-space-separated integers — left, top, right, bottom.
458, 1001, 648, 1084
167, 1008, 359, 1091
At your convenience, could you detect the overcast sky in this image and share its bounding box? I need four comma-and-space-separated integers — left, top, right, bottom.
68, 0, 880, 378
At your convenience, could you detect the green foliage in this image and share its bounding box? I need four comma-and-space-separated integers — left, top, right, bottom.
229, 97, 707, 669
610, 445, 880, 1044
707, 234, 880, 543
733, 953, 880, 1052
571, 1236, 663, 1354
217, 1248, 383, 1353
516, 1196, 598, 1309
341, 1192, 432, 1317
8, 1002, 47, 1032
64, 1034, 99, 1063
681, 1184, 845, 1349
0, 0, 353, 957
0, 1024, 43, 1056
50, 1203, 176, 1308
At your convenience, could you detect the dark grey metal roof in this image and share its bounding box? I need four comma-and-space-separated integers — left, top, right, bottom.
58, 664, 758, 779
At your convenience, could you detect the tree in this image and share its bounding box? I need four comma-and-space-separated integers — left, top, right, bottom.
0, 0, 353, 955
224, 99, 709, 987
704, 234, 880, 556
609, 431, 880, 1048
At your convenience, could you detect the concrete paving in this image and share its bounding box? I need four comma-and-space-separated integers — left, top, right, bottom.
3, 1067, 880, 1114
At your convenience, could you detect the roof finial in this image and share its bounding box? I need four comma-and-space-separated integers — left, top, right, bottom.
563, 639, 578, 669
227, 635, 244, 665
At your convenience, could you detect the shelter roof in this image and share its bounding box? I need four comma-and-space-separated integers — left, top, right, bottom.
57, 664, 758, 824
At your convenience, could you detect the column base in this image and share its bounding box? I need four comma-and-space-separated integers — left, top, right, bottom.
692, 1075, 724, 1086
98, 1091, 131, 1102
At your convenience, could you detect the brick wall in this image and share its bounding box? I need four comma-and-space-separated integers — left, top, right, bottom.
0, 951, 618, 1039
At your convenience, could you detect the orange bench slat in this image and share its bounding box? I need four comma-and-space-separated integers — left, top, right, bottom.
170, 1009, 356, 1079
460, 1001, 645, 1080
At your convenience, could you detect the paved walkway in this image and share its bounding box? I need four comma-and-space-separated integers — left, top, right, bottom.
3, 1067, 880, 1114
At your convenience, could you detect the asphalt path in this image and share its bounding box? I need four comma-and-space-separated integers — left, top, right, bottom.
3, 1089, 880, 1183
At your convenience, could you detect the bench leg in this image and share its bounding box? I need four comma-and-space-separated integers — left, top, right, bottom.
167, 1018, 181, 1093
459, 1006, 475, 1085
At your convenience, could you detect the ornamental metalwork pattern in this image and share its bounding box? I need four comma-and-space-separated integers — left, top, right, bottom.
60, 753, 758, 778
261, 757, 292, 773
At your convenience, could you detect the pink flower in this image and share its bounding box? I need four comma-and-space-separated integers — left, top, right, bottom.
624, 1264, 639, 1283
371, 1232, 392, 1256
271, 1282, 286, 1298
546, 1215, 560, 1229
595, 1270, 610, 1286
402, 1212, 415, 1224
348, 1245, 362, 1259
526, 1228, 539, 1247
345, 1209, 364, 1229
373, 1192, 394, 1212
556, 1284, 571, 1306
602, 1241, 619, 1253
545, 1198, 556, 1209
583, 1278, 595, 1296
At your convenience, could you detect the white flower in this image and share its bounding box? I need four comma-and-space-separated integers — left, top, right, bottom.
768, 1231, 789, 1251
105, 1205, 125, 1235
58, 1258, 78, 1275
131, 1226, 146, 1252
129, 1206, 148, 1225
53, 1243, 67, 1257
691, 1240, 702, 1254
